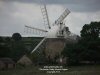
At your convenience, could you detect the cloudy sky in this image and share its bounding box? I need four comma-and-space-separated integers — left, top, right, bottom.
0, 0, 100, 36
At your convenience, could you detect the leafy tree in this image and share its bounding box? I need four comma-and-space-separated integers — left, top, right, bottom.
10, 33, 28, 61
11, 41, 27, 61
12, 33, 22, 41
80, 22, 100, 40
80, 22, 100, 62
0, 37, 3, 42
80, 22, 100, 63
62, 43, 85, 65
0, 37, 11, 57
0, 45, 10, 57
5, 37, 11, 42
62, 21, 100, 65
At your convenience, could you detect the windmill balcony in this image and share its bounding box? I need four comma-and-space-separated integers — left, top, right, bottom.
57, 32, 64, 38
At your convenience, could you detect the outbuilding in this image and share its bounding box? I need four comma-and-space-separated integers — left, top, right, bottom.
0, 58, 15, 70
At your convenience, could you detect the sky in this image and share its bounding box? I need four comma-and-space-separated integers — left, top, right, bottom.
0, 0, 100, 36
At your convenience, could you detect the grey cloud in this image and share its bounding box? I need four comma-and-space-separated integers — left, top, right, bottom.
0, 0, 100, 36
1, 0, 100, 12
65, 4, 100, 12
2, 0, 100, 4
0, 1, 44, 36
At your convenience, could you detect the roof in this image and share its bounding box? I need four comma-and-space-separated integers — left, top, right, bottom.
17, 55, 32, 65
0, 58, 15, 64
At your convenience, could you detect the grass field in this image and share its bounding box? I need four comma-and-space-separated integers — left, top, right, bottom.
0, 65, 100, 75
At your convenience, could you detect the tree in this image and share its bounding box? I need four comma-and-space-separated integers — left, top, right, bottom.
5, 37, 11, 42
79, 21, 100, 63
80, 22, 100, 40
12, 33, 22, 41
11, 42, 27, 61
61, 21, 100, 65
11, 33, 28, 61
0, 37, 3, 42
61, 43, 85, 65
0, 37, 11, 57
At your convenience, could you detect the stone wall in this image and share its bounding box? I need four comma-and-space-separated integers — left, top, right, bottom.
45, 38, 66, 59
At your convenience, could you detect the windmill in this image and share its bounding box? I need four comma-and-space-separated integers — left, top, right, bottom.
24, 2, 70, 62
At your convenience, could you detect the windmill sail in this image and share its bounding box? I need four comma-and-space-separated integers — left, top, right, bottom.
53, 9, 70, 25
31, 37, 46, 53
25, 25, 48, 36
40, 4, 51, 29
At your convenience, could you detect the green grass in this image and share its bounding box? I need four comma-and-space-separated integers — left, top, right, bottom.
0, 65, 100, 75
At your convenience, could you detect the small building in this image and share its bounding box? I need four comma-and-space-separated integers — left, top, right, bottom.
0, 58, 15, 70
17, 55, 32, 66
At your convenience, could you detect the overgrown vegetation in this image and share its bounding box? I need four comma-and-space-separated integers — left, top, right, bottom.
62, 21, 100, 65
0, 33, 43, 62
